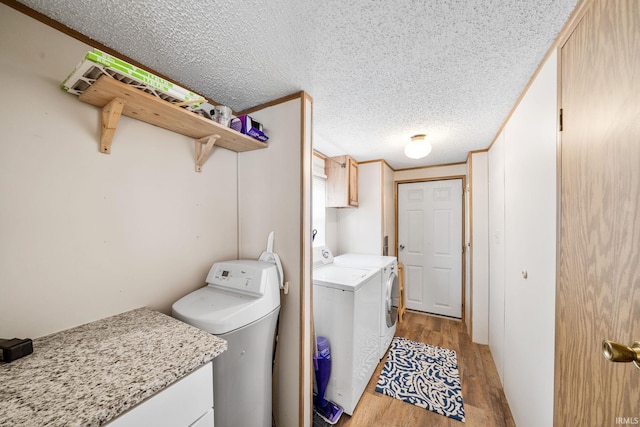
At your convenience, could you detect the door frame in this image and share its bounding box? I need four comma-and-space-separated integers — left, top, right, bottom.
395, 175, 467, 325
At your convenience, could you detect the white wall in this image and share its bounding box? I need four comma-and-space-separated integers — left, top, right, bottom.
0, 5, 239, 338
325, 204, 338, 254
312, 154, 327, 247
382, 162, 395, 256
394, 163, 467, 182
469, 152, 489, 345
465, 164, 471, 332
488, 131, 506, 382
322, 156, 339, 254
331, 160, 398, 257
336, 161, 382, 255
238, 95, 312, 427
500, 51, 557, 427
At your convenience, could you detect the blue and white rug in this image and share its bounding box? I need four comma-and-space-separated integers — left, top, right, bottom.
375, 337, 466, 422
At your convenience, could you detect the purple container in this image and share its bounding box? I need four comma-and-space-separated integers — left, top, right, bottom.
230, 115, 269, 142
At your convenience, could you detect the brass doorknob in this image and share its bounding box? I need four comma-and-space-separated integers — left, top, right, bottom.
602, 340, 640, 369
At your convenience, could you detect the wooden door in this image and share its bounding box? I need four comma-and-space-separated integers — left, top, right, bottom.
398, 179, 463, 318
555, 0, 640, 425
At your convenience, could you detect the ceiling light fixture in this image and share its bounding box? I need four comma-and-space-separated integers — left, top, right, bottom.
404, 134, 432, 159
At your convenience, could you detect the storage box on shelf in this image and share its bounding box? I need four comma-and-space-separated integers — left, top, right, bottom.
77, 76, 267, 172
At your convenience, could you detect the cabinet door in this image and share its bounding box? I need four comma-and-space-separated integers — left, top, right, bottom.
348, 158, 358, 207
107, 362, 213, 427
191, 409, 214, 427
326, 155, 359, 208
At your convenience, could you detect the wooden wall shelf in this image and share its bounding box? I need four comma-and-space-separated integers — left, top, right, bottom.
78, 76, 267, 171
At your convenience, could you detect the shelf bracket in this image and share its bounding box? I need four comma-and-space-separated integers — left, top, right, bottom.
195, 134, 221, 172
100, 97, 126, 154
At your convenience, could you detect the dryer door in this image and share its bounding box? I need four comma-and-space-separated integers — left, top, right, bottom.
385, 271, 399, 327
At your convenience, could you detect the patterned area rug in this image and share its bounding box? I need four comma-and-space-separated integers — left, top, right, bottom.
375, 337, 466, 422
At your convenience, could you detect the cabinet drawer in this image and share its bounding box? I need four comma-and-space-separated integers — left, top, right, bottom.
107, 362, 213, 427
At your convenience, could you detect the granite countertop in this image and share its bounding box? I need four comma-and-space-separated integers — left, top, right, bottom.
0, 307, 226, 427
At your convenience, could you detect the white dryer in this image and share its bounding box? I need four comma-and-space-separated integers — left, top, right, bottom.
313, 247, 381, 415
333, 253, 399, 360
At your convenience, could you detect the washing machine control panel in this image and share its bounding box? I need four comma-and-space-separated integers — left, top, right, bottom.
206, 261, 275, 297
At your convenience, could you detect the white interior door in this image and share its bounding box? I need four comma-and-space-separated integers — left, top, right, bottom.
398, 179, 463, 318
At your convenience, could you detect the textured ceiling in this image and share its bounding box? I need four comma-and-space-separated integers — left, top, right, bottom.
17, 0, 578, 169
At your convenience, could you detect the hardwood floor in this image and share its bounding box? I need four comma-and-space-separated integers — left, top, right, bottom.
329, 311, 515, 427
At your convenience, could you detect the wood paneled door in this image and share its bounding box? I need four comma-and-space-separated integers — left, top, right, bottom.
555, 0, 640, 425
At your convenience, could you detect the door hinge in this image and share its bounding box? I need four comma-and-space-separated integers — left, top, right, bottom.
559, 108, 563, 131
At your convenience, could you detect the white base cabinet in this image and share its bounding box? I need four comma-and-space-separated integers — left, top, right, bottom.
107, 362, 214, 427
191, 409, 215, 427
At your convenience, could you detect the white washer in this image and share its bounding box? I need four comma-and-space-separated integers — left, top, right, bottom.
172, 260, 280, 427
313, 247, 381, 415
334, 253, 399, 360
